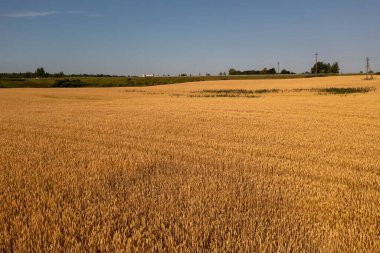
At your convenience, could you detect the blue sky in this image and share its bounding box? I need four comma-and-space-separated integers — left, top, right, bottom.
1, 0, 379, 75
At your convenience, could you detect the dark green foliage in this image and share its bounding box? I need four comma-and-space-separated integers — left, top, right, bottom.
0, 78, 55, 88
200, 89, 279, 94
228, 68, 237, 75
314, 87, 374, 94
193, 87, 375, 97
311, 62, 340, 74
54, 79, 90, 88
281, 69, 295, 74
229, 67, 279, 75
35, 67, 46, 77
331, 62, 340, 74
191, 93, 259, 98
190, 89, 281, 98
289, 87, 375, 94
254, 89, 280, 93
266, 68, 277, 75
25, 72, 33, 78
191, 89, 258, 98
201, 89, 256, 94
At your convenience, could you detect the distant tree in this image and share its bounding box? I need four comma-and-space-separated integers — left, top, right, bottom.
311, 62, 321, 74
327, 63, 332, 73
311, 61, 339, 74
229, 68, 238, 75
267, 68, 276, 75
280, 69, 295, 74
35, 67, 46, 77
331, 62, 340, 74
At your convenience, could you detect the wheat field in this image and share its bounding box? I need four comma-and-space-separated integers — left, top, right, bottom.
0, 76, 379, 252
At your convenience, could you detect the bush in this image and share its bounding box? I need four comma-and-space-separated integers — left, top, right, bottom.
54, 79, 90, 88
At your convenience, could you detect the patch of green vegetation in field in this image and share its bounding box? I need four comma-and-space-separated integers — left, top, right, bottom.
124, 89, 146, 93
281, 87, 376, 94
253, 89, 281, 93
201, 89, 256, 94
190, 93, 259, 98
189, 87, 376, 98
198, 89, 280, 94
313, 87, 375, 94
190, 89, 262, 98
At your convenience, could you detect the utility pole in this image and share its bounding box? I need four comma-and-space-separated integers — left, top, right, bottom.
366, 57, 372, 80
277, 62, 280, 74
366, 57, 369, 79
315, 52, 318, 76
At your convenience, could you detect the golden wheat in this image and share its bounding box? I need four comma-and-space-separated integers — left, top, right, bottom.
0, 76, 379, 252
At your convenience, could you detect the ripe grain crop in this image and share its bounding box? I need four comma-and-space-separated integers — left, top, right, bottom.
0, 76, 379, 252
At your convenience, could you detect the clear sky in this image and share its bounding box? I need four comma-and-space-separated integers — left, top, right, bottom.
1, 0, 379, 75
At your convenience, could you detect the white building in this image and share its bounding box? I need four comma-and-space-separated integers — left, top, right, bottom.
142, 73, 154, 77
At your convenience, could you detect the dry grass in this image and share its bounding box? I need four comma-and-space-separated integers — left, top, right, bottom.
1, 76, 379, 252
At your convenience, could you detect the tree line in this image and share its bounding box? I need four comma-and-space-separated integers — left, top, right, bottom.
229, 61, 342, 75
311, 62, 339, 74
228, 67, 295, 75
0, 67, 116, 79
